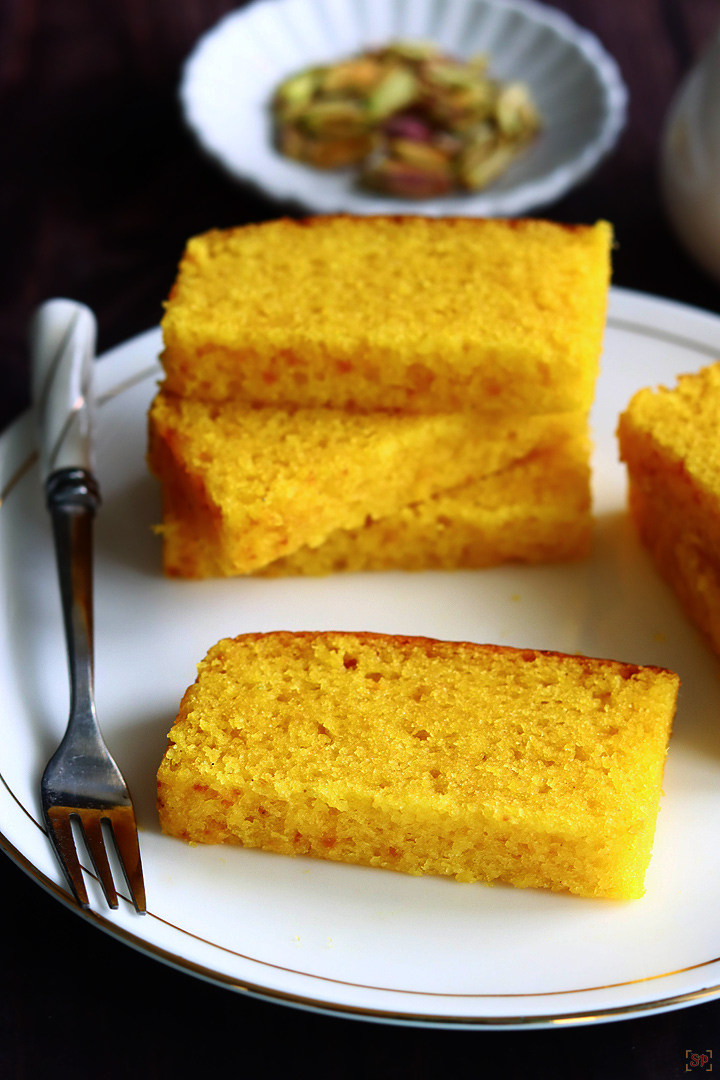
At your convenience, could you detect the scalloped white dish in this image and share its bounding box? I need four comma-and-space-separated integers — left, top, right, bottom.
180, 0, 628, 216
3, 289, 720, 1028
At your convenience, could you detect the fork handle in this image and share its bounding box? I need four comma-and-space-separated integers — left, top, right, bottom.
46, 469, 102, 731
30, 299, 97, 482
31, 299, 102, 734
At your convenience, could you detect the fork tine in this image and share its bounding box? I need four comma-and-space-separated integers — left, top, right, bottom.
46, 807, 90, 909
106, 807, 147, 914
78, 811, 119, 910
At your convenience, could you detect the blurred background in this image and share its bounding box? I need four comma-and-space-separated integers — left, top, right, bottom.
2, 0, 720, 436
2, 2, 720, 1075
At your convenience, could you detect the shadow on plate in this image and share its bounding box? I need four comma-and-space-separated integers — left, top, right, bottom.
107, 708, 177, 834
587, 510, 720, 760
95, 473, 163, 577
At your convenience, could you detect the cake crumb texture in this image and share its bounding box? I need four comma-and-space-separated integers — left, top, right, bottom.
160, 216, 612, 415
148, 389, 590, 577
618, 361, 720, 654
157, 631, 678, 899
158, 435, 591, 579
256, 435, 591, 575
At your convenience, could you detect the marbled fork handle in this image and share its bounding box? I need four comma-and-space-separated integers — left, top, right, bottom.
31, 300, 146, 914
32, 301, 95, 479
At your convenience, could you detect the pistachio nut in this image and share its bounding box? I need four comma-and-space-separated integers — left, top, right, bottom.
279, 125, 374, 168
273, 69, 320, 113
271, 39, 542, 199
298, 99, 370, 138
495, 82, 541, 139
388, 138, 452, 170
457, 139, 519, 190
362, 155, 454, 198
320, 57, 384, 94
366, 66, 419, 121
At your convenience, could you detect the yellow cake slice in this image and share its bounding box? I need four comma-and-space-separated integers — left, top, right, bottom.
618, 361, 720, 654
148, 390, 589, 578
161, 436, 590, 579
157, 631, 678, 899
160, 216, 612, 415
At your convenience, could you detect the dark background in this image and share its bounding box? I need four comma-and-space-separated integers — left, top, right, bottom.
2, 1, 720, 1076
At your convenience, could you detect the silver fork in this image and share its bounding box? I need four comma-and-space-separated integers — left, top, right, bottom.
32, 299, 146, 914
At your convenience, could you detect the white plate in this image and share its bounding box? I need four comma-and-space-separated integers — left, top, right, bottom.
180, 0, 627, 216
3, 287, 720, 1029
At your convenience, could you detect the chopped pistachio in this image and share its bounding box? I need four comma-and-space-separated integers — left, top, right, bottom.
496, 82, 541, 139
298, 99, 370, 138
320, 57, 384, 94
384, 112, 434, 142
464, 120, 498, 146
279, 125, 374, 168
273, 69, 320, 112
366, 66, 419, 120
423, 60, 480, 90
428, 83, 496, 130
457, 139, 520, 190
466, 51, 490, 74
270, 39, 542, 199
362, 155, 454, 198
389, 138, 452, 170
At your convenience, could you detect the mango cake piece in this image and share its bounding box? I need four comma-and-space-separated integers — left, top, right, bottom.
257, 434, 591, 575
157, 631, 678, 900
148, 389, 589, 578
161, 433, 591, 579
160, 216, 612, 415
618, 361, 720, 655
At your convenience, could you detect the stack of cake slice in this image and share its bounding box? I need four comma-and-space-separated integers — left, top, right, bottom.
148, 215, 613, 578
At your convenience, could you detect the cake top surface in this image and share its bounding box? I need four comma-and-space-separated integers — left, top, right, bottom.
161, 215, 612, 366
164, 631, 677, 829
622, 361, 720, 493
